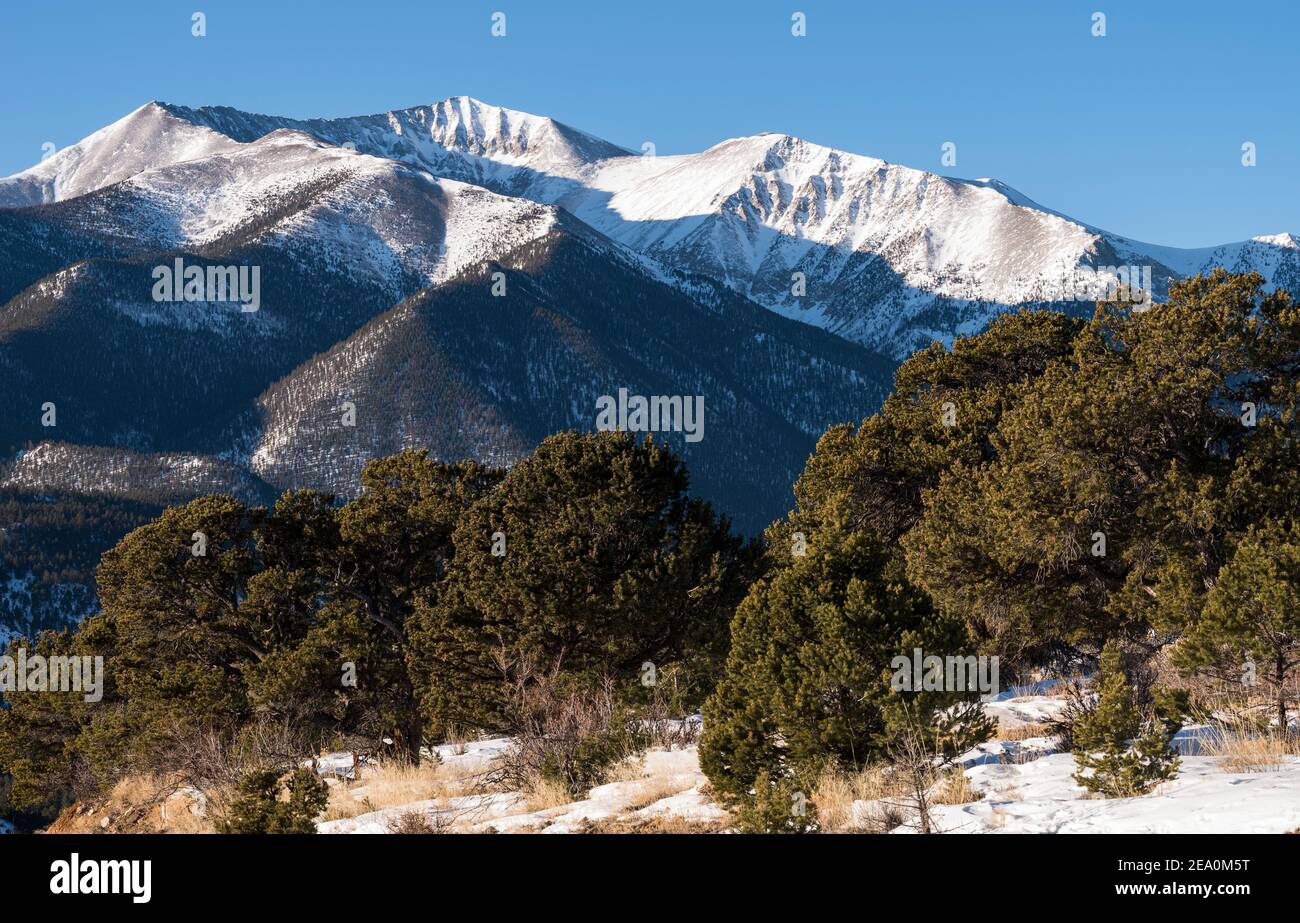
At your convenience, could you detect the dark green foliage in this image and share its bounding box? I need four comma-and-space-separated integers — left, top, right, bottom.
409, 431, 753, 737
0, 435, 747, 811
0, 631, 91, 809
906, 273, 1300, 661
780, 272, 1300, 671
329, 452, 504, 753
1175, 520, 1300, 733
0, 458, 485, 803
774, 309, 1081, 551
220, 768, 328, 834
732, 770, 819, 834
699, 525, 991, 798
0, 771, 68, 832
1072, 642, 1181, 797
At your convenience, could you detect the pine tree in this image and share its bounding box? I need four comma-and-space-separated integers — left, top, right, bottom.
699, 525, 991, 800
1072, 642, 1180, 797
733, 770, 819, 834
220, 768, 328, 834
409, 431, 752, 737
1176, 521, 1300, 735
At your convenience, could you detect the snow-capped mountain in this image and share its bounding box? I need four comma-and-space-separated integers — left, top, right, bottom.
3, 120, 561, 301
6, 96, 1295, 357
1, 95, 1296, 637
0, 102, 243, 207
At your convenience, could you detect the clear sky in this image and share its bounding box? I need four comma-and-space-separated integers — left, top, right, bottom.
2, 0, 1296, 247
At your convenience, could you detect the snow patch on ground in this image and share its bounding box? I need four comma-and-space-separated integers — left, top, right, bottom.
317, 742, 722, 835
925, 750, 1300, 835
315, 692, 1300, 835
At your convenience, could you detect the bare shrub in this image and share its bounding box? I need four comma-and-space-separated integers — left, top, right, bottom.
387, 810, 450, 834
488, 674, 647, 799
138, 717, 321, 826
886, 718, 942, 833
1047, 678, 1098, 751
634, 663, 706, 750
167, 717, 314, 790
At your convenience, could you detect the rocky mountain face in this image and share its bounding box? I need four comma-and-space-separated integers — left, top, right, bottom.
11, 98, 1291, 358
0, 95, 1295, 634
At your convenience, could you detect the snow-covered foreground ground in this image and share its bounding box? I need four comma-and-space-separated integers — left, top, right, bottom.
318, 741, 726, 834
925, 745, 1300, 834
317, 689, 1300, 834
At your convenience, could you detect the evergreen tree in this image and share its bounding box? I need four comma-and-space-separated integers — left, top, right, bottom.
699, 525, 991, 800
220, 768, 328, 834
332, 452, 504, 754
0, 631, 90, 809
409, 431, 752, 737
733, 770, 819, 834
1072, 642, 1181, 797
772, 309, 1080, 556
1176, 521, 1300, 734
904, 272, 1299, 661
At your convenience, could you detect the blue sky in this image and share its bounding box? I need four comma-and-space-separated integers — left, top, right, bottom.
2, 0, 1296, 247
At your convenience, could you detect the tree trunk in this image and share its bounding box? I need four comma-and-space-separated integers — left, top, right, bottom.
1278, 653, 1289, 739
398, 710, 424, 762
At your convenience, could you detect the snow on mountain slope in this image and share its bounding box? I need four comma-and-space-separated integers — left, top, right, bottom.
242, 226, 891, 532
132, 96, 625, 205
1, 442, 274, 505
555, 134, 1300, 354
560, 133, 1113, 347
0, 102, 242, 207
1108, 230, 1300, 285
4, 95, 1297, 357
71, 97, 1287, 357
13, 126, 561, 302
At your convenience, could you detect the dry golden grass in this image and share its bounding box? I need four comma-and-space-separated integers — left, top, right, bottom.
49, 774, 218, 834
618, 775, 695, 812
996, 721, 1053, 741
812, 765, 906, 832
325, 759, 454, 821
932, 767, 982, 805
521, 776, 573, 812
1202, 728, 1300, 773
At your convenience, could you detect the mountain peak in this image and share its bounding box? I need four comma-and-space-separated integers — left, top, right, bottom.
0, 100, 241, 207
410, 96, 633, 166
1251, 231, 1300, 249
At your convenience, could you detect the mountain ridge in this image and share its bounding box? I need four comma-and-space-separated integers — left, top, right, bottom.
2, 95, 1297, 636
6, 96, 1294, 357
